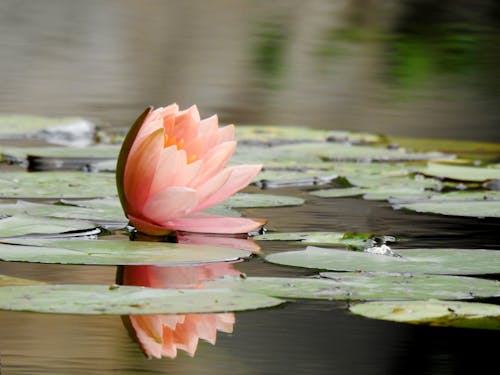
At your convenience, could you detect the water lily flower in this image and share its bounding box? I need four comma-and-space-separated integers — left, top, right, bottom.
121, 263, 239, 359
116, 104, 265, 235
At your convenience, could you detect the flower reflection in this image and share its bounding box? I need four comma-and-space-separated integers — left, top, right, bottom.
119, 234, 257, 359
121, 263, 240, 359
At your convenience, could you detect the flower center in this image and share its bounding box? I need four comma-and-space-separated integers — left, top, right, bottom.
164, 133, 197, 163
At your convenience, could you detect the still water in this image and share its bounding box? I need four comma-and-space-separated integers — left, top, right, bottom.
0, 1, 499, 374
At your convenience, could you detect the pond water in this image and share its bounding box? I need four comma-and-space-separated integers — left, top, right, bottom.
0, 1, 499, 374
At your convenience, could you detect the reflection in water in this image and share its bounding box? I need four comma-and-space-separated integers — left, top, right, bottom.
118, 232, 257, 359
120, 263, 240, 359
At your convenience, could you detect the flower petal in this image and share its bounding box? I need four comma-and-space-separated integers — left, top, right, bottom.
123, 128, 164, 215
216, 124, 235, 144
164, 213, 266, 234
190, 141, 236, 187
148, 145, 179, 197
142, 186, 198, 224
194, 164, 262, 211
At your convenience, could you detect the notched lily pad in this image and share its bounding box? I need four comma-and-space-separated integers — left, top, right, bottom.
0, 284, 283, 315
265, 247, 500, 275
206, 273, 500, 301
0, 238, 251, 265
350, 300, 500, 330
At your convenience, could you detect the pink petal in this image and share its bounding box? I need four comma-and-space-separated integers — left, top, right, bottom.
190, 141, 236, 187
216, 313, 236, 333
142, 186, 198, 223
172, 158, 202, 186
194, 164, 262, 211
198, 115, 219, 155
164, 213, 266, 234
148, 145, 179, 197
195, 168, 232, 205
123, 129, 164, 215
216, 124, 235, 144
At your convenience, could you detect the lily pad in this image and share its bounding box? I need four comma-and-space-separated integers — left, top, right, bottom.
224, 193, 304, 208
0, 274, 45, 286
1, 145, 119, 161
0, 215, 99, 237
265, 247, 500, 275
309, 187, 364, 198
0, 284, 283, 315
253, 231, 374, 250
394, 200, 500, 218
419, 163, 500, 182
0, 171, 116, 198
350, 300, 500, 330
0, 238, 251, 265
205, 273, 500, 301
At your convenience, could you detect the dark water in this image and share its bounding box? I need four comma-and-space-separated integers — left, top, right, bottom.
0, 1, 499, 374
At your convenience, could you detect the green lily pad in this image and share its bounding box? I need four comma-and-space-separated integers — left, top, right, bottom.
0, 200, 126, 223
309, 187, 364, 198
0, 238, 251, 265
0, 284, 283, 315
350, 300, 500, 330
0, 274, 45, 286
205, 273, 500, 301
0, 171, 116, 198
253, 231, 374, 250
394, 200, 500, 218
265, 247, 500, 275
419, 163, 500, 182
224, 193, 304, 208
1, 145, 119, 161
0, 215, 99, 237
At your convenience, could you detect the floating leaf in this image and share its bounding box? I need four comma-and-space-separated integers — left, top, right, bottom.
1, 145, 119, 161
206, 273, 500, 301
0, 238, 251, 265
350, 300, 500, 330
0, 215, 99, 237
0, 200, 126, 224
0, 171, 116, 198
0, 274, 45, 286
224, 193, 304, 208
254, 231, 374, 250
309, 187, 364, 198
0, 284, 283, 315
394, 200, 500, 218
419, 163, 500, 182
265, 247, 500, 275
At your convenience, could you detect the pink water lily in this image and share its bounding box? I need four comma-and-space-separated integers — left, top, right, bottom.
116, 104, 265, 235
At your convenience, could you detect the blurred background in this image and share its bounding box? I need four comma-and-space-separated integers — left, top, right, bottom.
1, 0, 500, 141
